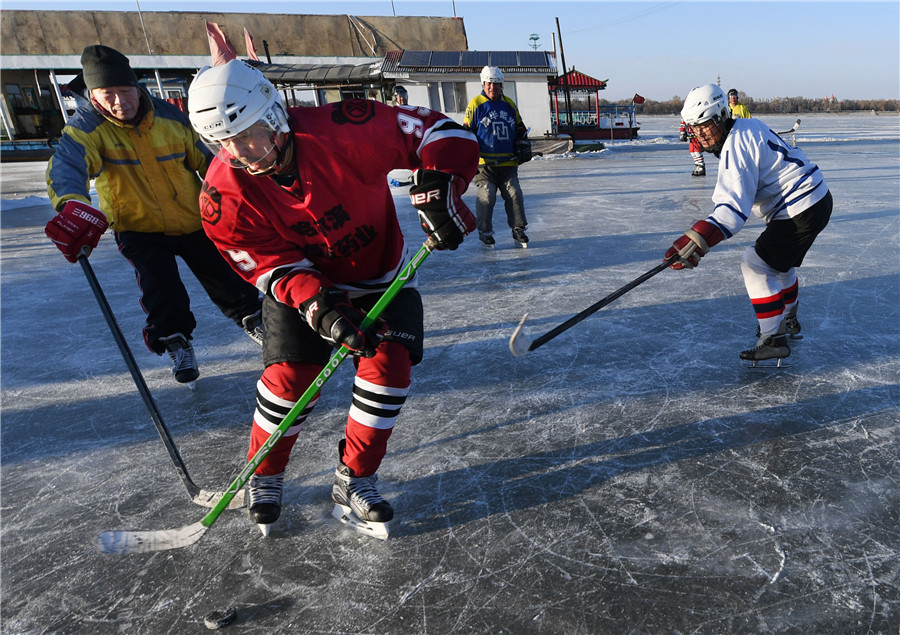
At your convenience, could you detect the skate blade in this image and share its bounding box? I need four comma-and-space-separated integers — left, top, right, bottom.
257, 523, 272, 537
515, 242, 528, 249
742, 358, 792, 370
186, 380, 197, 392
331, 504, 389, 540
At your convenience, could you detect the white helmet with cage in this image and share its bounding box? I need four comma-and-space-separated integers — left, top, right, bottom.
188, 60, 290, 173
480, 66, 504, 84
681, 83, 730, 127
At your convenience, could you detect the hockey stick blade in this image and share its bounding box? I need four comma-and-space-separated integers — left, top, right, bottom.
193, 488, 245, 509
508, 254, 679, 356
95, 241, 435, 554
98, 521, 207, 554
509, 313, 533, 357
776, 118, 801, 135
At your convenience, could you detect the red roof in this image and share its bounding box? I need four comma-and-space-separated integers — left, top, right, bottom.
553, 70, 608, 90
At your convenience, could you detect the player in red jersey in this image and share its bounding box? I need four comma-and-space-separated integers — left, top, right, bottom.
188, 60, 479, 538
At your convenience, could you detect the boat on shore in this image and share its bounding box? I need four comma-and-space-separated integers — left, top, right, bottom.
1, 138, 58, 162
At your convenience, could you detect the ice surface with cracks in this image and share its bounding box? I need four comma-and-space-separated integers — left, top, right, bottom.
1, 113, 897, 633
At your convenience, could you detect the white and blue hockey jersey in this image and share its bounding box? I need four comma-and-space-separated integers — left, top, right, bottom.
707, 118, 828, 239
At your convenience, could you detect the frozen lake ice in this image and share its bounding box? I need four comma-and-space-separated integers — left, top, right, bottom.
1, 112, 898, 633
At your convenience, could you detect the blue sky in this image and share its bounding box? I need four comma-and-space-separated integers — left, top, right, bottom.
4, 1, 898, 101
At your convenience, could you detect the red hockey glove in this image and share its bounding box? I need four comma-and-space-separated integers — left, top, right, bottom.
45, 201, 109, 263
665, 219, 725, 270
409, 169, 475, 250
299, 288, 385, 357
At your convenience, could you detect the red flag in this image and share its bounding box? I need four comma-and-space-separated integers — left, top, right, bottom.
206, 21, 237, 66
632, 93, 645, 104
244, 28, 259, 62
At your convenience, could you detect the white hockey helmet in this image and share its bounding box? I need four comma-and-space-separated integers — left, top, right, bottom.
480, 66, 504, 84
681, 83, 730, 127
188, 60, 290, 173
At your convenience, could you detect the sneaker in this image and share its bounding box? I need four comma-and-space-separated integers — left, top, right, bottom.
512, 227, 529, 245
242, 309, 264, 346
332, 445, 393, 524
478, 231, 495, 246
691, 165, 706, 176
739, 333, 790, 363
248, 471, 284, 535
160, 333, 199, 383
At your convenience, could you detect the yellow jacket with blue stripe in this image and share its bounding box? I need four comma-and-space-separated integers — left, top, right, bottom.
46, 87, 211, 235
463, 92, 526, 167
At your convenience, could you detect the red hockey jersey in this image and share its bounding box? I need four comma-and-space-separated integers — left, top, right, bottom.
199, 99, 479, 308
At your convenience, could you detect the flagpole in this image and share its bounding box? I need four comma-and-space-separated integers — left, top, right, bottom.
135, 0, 165, 97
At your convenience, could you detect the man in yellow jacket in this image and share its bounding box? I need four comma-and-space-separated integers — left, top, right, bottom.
727, 88, 751, 119
46, 45, 262, 384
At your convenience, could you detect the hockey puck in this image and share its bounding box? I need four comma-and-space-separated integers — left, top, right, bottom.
204, 608, 237, 629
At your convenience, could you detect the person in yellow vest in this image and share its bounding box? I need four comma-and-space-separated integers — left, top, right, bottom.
463, 66, 530, 248
45, 45, 263, 385
727, 88, 751, 118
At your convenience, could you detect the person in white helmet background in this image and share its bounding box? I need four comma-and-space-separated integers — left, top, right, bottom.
187, 60, 479, 538
463, 66, 531, 248
664, 83, 832, 367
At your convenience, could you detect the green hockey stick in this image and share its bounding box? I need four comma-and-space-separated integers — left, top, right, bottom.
97, 239, 435, 554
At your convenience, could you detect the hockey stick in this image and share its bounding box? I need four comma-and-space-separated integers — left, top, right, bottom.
776, 119, 801, 135
78, 256, 245, 510
509, 254, 679, 357
96, 239, 435, 554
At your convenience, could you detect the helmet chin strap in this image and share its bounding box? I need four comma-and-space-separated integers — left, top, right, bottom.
245, 132, 291, 176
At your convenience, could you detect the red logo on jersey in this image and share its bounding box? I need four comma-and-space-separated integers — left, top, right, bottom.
199, 182, 222, 225
332, 99, 376, 125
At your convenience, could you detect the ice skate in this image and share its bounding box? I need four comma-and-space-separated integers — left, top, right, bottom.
241, 309, 264, 346
740, 333, 791, 368
691, 164, 706, 176
783, 304, 802, 339
331, 447, 392, 540
478, 231, 495, 248
248, 472, 284, 536
512, 227, 529, 248
160, 333, 199, 384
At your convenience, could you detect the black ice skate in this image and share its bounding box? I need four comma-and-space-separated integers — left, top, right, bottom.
241, 309, 264, 346
512, 227, 529, 248
248, 471, 284, 536
740, 334, 791, 368
783, 304, 802, 339
160, 333, 199, 386
478, 231, 495, 248
331, 441, 392, 539
691, 164, 706, 176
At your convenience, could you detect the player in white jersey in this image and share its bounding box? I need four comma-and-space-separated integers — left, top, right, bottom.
664, 84, 832, 366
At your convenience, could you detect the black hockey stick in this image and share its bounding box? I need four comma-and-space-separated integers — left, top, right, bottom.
776, 119, 801, 135
509, 254, 679, 357
96, 238, 435, 554
78, 256, 245, 509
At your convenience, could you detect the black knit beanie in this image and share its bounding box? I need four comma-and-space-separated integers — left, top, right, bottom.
81, 45, 139, 90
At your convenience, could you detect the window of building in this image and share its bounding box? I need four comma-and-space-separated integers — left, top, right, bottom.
440, 82, 467, 113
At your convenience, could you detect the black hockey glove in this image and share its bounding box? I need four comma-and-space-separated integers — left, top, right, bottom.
409, 169, 476, 250
299, 288, 384, 357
